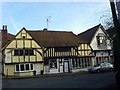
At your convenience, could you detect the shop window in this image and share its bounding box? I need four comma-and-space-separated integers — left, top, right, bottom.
50, 60, 57, 69
72, 59, 79, 68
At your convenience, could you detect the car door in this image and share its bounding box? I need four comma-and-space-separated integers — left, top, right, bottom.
100, 63, 106, 71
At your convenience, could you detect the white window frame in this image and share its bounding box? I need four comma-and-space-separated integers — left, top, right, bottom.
15, 63, 34, 72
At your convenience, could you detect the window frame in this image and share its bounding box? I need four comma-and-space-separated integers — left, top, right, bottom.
15, 63, 34, 72
96, 33, 107, 47
50, 59, 57, 69
14, 49, 34, 56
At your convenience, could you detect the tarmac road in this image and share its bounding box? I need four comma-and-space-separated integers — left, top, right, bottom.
2, 72, 116, 88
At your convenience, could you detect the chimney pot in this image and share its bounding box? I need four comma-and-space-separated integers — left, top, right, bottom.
43, 28, 47, 31
2, 25, 7, 30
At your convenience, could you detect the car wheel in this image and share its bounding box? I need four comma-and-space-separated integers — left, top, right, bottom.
97, 69, 100, 73
109, 68, 113, 72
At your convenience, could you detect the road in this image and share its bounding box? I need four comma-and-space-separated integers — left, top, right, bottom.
2, 72, 116, 88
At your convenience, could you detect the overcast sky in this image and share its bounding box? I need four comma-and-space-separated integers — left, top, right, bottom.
1, 0, 112, 35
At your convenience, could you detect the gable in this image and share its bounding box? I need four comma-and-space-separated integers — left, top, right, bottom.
78, 24, 100, 43
90, 27, 112, 50
5, 28, 41, 49
16, 28, 32, 39
4, 28, 43, 63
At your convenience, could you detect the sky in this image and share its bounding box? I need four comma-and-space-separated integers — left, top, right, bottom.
0, 0, 112, 35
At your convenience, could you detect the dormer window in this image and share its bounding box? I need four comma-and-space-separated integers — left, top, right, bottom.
96, 33, 106, 47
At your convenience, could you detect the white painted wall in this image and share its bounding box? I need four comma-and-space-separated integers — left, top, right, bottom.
34, 63, 41, 75
90, 28, 112, 50
50, 69, 59, 73
96, 51, 109, 56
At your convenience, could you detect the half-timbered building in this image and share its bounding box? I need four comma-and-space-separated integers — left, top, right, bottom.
2, 26, 93, 76
27, 28, 92, 74
2, 27, 44, 76
2, 24, 113, 76
78, 24, 113, 65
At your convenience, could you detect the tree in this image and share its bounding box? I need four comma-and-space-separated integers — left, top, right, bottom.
109, 0, 120, 88
99, 11, 114, 30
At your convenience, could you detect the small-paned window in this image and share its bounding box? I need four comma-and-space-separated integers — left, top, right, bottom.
14, 50, 19, 56
20, 64, 24, 71
14, 49, 34, 56
15, 64, 33, 72
31, 64, 33, 70
96, 33, 106, 46
25, 50, 29, 55
16, 64, 19, 71
30, 50, 34, 55
20, 50, 23, 56
26, 64, 29, 70
50, 59, 57, 69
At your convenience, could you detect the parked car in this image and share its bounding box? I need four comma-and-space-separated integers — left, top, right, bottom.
88, 62, 113, 73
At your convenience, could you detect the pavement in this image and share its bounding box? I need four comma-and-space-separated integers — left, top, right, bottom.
2, 71, 88, 79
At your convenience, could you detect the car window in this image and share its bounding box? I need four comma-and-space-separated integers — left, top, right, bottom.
94, 64, 100, 67
101, 63, 106, 67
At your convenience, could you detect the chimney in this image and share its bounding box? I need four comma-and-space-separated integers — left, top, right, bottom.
43, 28, 47, 31
2, 25, 7, 34
1, 25, 8, 47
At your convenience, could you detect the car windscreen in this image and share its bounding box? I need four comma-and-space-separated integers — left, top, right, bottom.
94, 64, 100, 67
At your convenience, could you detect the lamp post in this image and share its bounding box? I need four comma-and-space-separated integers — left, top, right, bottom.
109, 0, 120, 88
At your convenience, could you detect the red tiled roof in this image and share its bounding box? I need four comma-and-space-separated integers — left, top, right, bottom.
28, 30, 86, 47
7, 33, 15, 41
0, 32, 15, 48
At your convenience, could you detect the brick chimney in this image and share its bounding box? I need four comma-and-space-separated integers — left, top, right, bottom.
43, 28, 47, 31
1, 25, 8, 47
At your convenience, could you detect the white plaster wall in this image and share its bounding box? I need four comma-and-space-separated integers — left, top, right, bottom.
96, 51, 109, 56
50, 69, 59, 73
90, 28, 112, 50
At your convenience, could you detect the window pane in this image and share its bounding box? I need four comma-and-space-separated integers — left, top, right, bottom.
14, 50, 18, 56
26, 64, 29, 70
31, 64, 33, 70
30, 50, 34, 55
25, 50, 29, 55
20, 50, 23, 56
97, 36, 100, 45
20, 64, 24, 71
50, 60, 57, 68
16, 65, 19, 71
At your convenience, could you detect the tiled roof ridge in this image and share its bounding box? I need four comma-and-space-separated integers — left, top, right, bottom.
27, 30, 73, 33
78, 24, 101, 35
